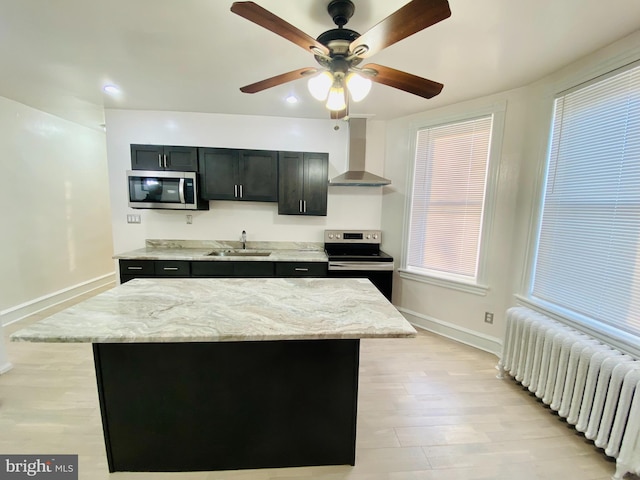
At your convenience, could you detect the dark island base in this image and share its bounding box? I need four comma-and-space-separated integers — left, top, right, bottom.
93, 339, 360, 472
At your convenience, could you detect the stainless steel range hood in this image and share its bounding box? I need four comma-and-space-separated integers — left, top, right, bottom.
329, 118, 391, 186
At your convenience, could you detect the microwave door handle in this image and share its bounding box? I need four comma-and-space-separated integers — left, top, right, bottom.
178, 178, 186, 204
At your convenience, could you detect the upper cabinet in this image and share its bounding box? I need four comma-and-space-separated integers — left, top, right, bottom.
131, 145, 198, 171
198, 148, 278, 202
278, 152, 328, 216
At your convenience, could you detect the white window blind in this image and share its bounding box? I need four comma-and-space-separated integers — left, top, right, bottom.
531, 62, 640, 338
407, 115, 492, 281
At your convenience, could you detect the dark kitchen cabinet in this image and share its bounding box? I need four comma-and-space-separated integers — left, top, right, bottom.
119, 260, 191, 284
274, 262, 327, 277
198, 148, 278, 202
191, 261, 274, 278
120, 259, 328, 284
130, 144, 199, 171
278, 151, 328, 216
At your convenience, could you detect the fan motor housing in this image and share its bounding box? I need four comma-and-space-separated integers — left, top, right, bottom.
327, 0, 355, 27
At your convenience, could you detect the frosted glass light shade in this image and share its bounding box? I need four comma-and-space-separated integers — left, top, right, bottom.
346, 73, 372, 102
307, 71, 333, 101
326, 86, 346, 111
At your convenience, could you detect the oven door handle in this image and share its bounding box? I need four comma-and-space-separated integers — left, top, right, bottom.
328, 261, 394, 271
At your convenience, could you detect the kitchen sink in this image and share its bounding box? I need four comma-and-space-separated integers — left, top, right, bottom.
206, 250, 272, 257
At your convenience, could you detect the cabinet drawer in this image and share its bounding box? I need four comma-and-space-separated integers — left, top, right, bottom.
191, 262, 235, 277
120, 260, 154, 275
275, 262, 328, 277
154, 261, 190, 276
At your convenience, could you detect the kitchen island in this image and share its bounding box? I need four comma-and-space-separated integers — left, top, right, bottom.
11, 277, 416, 473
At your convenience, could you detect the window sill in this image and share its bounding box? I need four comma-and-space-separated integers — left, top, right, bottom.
398, 269, 489, 296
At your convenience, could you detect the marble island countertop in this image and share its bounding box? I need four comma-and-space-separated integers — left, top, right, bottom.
11, 278, 417, 343
113, 239, 328, 262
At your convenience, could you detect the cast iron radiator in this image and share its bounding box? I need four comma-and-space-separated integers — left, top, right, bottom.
497, 306, 640, 480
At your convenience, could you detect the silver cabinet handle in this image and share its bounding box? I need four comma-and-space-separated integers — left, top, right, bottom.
299, 200, 303, 213
303, 200, 307, 213
163, 267, 179, 271
163, 154, 168, 169
234, 185, 238, 198
127, 266, 143, 270
158, 154, 162, 168
294, 268, 309, 272
239, 185, 243, 198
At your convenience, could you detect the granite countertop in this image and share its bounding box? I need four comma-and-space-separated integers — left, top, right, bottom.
11, 278, 416, 343
113, 239, 328, 262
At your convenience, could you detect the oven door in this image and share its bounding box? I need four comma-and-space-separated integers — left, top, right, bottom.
127, 170, 196, 209
327, 261, 393, 301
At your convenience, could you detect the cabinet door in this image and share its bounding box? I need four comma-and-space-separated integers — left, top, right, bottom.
191, 262, 235, 277
303, 152, 328, 216
198, 148, 239, 200
234, 261, 274, 277
239, 150, 278, 202
131, 144, 165, 170
164, 146, 198, 171
278, 151, 305, 214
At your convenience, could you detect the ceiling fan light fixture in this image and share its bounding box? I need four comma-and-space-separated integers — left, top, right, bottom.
307, 71, 333, 101
345, 72, 372, 102
326, 84, 346, 111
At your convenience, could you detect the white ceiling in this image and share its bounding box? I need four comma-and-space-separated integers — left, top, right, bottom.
0, 0, 639, 129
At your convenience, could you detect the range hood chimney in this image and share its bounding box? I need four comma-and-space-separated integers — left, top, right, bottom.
329, 118, 391, 186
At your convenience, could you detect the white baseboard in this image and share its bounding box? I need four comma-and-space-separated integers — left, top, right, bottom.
399, 307, 503, 358
0, 273, 116, 327
0, 360, 12, 375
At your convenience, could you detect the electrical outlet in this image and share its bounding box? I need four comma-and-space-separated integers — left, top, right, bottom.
186, 215, 193, 224
126, 214, 141, 224
484, 312, 494, 324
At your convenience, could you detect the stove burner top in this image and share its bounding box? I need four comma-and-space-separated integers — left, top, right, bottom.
324, 248, 394, 262
324, 229, 393, 262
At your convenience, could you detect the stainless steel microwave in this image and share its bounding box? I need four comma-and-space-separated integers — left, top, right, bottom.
127, 170, 209, 210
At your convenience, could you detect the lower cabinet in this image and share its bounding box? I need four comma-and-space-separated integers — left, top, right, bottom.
120, 260, 327, 283
191, 261, 274, 278
120, 260, 190, 284
274, 262, 328, 277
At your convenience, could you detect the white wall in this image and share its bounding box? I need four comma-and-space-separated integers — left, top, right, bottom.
381, 30, 640, 355
105, 110, 386, 254
0, 96, 115, 326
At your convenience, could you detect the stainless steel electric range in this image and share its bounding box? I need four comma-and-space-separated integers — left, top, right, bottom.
324, 229, 394, 301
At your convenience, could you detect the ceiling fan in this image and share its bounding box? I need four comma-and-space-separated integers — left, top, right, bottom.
230, 0, 451, 119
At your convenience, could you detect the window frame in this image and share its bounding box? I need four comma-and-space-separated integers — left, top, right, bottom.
521, 60, 640, 356
399, 102, 506, 295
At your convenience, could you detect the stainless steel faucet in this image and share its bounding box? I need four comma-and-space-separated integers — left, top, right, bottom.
241, 230, 247, 249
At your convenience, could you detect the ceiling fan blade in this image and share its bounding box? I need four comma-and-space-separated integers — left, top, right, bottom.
240, 67, 318, 94
350, 0, 451, 58
231, 2, 330, 56
362, 63, 443, 99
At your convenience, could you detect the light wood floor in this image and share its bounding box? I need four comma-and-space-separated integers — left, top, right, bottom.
0, 288, 631, 480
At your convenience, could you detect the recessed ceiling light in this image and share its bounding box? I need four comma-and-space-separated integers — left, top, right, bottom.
103, 84, 120, 94
285, 95, 298, 104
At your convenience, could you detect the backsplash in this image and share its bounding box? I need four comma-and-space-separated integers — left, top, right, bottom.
145, 239, 325, 251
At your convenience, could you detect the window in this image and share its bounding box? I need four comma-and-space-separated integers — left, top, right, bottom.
530, 61, 640, 340
405, 115, 493, 287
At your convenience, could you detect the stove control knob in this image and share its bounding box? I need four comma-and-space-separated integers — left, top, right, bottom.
366, 234, 371, 239
373, 234, 379, 239
336, 234, 341, 239
328, 233, 334, 239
